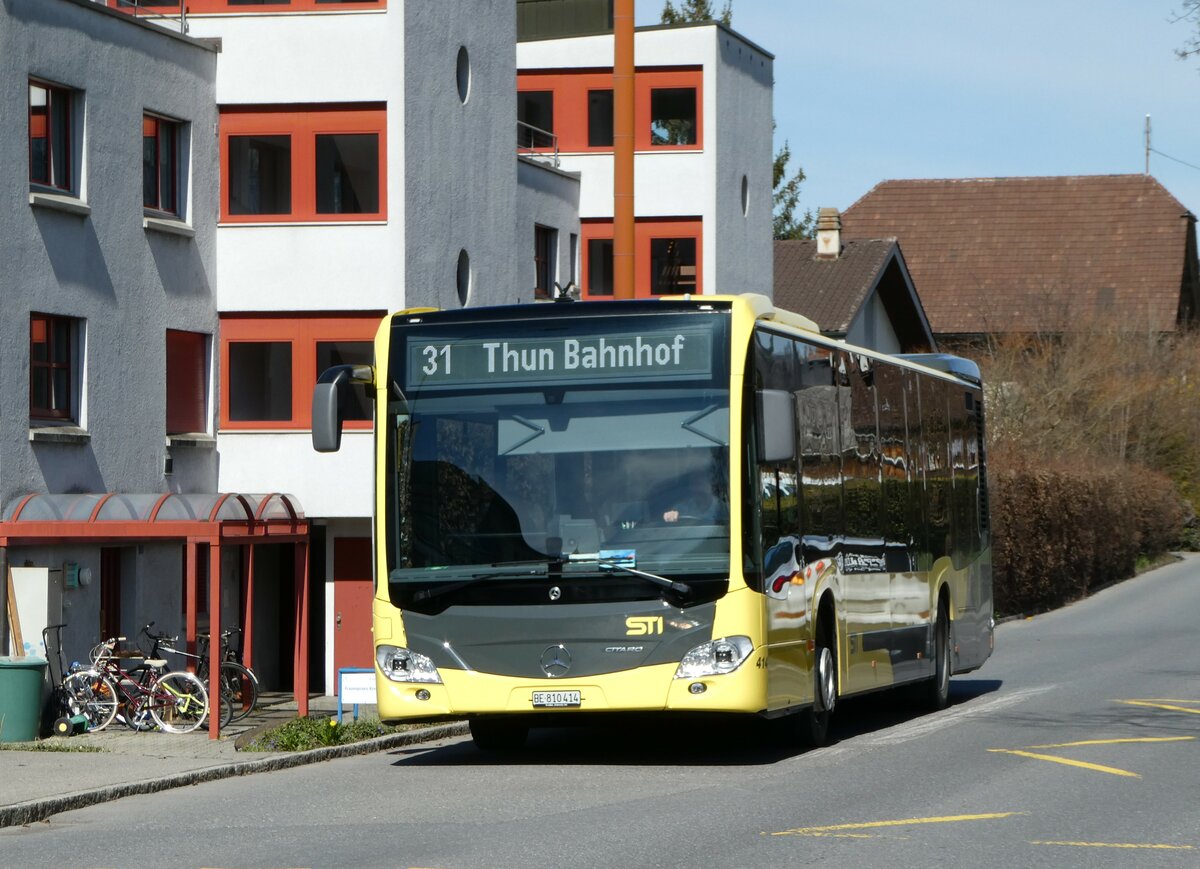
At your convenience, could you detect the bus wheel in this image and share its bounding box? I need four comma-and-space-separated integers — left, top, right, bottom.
923, 600, 951, 711
469, 718, 529, 752
804, 615, 836, 747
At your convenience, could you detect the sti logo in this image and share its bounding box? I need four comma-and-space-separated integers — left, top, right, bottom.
625, 616, 664, 636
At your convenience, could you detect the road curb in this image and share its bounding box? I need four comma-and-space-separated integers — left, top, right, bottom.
0, 721, 469, 829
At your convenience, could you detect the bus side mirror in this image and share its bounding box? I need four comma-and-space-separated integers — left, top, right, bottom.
757, 389, 796, 463
313, 364, 372, 453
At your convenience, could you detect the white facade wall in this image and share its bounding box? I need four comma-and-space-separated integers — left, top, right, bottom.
517, 23, 774, 296
186, 2, 528, 692
517, 157, 582, 294
847, 292, 903, 355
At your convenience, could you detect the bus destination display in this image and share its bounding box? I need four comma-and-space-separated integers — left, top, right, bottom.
406, 327, 713, 389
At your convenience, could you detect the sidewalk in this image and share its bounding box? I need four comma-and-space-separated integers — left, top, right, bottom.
0, 694, 467, 828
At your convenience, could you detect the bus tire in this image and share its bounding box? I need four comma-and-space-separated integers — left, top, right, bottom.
469, 718, 529, 752
923, 597, 951, 711
803, 609, 836, 747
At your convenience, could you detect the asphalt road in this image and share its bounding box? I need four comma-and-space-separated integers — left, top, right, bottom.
4, 555, 1199, 869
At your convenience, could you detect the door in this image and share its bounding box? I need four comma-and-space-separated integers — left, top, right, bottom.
332, 537, 374, 677
99, 548, 122, 642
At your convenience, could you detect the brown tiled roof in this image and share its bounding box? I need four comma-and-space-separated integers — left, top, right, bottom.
773, 238, 896, 331
841, 175, 1197, 334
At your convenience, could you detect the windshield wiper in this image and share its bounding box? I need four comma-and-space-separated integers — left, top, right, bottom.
398, 564, 548, 603
565, 555, 692, 597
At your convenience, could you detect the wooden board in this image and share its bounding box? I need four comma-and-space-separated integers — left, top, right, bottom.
6, 568, 23, 658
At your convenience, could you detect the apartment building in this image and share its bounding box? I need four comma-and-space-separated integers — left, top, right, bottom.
0, 0, 221, 663
167, 1, 576, 693
517, 10, 775, 298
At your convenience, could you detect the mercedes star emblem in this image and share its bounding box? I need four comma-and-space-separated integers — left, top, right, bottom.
540, 644, 572, 677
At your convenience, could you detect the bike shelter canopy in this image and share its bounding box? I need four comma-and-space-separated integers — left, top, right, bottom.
0, 492, 311, 739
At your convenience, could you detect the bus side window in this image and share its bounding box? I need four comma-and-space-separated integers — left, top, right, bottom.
843, 353, 881, 544
795, 340, 840, 562
921, 378, 951, 561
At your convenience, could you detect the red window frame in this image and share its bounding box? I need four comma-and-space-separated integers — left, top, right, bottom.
220, 104, 387, 223
516, 67, 703, 153
106, 1, 384, 13
579, 218, 703, 299
30, 313, 76, 421
144, 114, 180, 216
29, 80, 72, 192
220, 313, 384, 431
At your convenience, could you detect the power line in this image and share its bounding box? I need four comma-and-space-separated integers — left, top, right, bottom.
1149, 147, 1200, 173
1145, 116, 1200, 174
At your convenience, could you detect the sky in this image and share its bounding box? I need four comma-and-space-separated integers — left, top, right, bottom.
636, 0, 1200, 215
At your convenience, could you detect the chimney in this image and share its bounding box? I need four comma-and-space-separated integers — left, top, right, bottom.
815, 207, 841, 260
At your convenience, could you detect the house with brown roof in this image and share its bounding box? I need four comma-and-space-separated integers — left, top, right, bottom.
840, 175, 1199, 341
774, 208, 936, 354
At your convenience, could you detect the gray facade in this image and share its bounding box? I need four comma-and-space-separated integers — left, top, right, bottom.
1, 0, 219, 501
1, 0, 220, 659
712, 26, 774, 297
403, 0, 523, 309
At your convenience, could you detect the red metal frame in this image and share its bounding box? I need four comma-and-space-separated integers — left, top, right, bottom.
0, 493, 309, 740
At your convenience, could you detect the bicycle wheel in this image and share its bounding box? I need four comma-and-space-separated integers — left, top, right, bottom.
219, 661, 259, 721
62, 670, 119, 732
148, 671, 208, 734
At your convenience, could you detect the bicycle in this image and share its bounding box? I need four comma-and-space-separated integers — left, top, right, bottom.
42, 624, 116, 734
139, 623, 259, 723
87, 637, 212, 734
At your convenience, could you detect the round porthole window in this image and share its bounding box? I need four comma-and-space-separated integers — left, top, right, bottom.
456, 249, 472, 306
741, 174, 750, 217
456, 46, 471, 104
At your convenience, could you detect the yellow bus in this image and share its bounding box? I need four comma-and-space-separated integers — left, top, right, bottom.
313, 294, 992, 750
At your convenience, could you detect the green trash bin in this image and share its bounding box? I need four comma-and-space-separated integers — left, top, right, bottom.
0, 656, 49, 743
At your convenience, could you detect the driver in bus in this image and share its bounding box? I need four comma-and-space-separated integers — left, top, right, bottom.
660, 471, 726, 524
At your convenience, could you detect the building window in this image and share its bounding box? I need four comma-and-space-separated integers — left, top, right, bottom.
144, 114, 181, 216
534, 225, 556, 300
586, 238, 614, 297
581, 218, 702, 298
166, 330, 209, 434
228, 135, 291, 215
228, 342, 292, 422
315, 341, 372, 420
315, 133, 379, 214
220, 314, 383, 430
30, 314, 79, 421
587, 89, 613, 147
29, 81, 74, 192
518, 91, 554, 147
651, 237, 697, 294
650, 88, 697, 146
221, 105, 385, 223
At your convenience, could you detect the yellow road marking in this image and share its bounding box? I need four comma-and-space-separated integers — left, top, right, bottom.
987, 749, 1140, 778
1116, 700, 1200, 715
771, 812, 1022, 837
1026, 736, 1195, 749
1031, 841, 1194, 851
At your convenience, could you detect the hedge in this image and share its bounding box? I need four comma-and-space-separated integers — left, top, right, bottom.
990, 459, 1187, 617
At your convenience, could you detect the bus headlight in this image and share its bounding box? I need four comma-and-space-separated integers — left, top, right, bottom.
674, 636, 754, 679
376, 645, 442, 684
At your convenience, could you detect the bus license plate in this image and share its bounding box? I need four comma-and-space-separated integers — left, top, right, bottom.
532, 690, 581, 708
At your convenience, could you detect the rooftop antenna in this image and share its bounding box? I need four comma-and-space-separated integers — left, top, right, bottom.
1145, 114, 1151, 176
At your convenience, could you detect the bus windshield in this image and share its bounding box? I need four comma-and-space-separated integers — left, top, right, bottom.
384, 310, 731, 608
